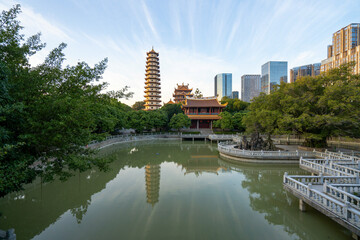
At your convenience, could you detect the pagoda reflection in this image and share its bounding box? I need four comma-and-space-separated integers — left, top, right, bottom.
145, 164, 161, 206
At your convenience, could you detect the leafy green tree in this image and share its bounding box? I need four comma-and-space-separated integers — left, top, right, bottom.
132, 101, 145, 110
194, 88, 203, 98
169, 113, 191, 131
221, 97, 249, 113
149, 110, 168, 131
160, 103, 183, 128
233, 111, 248, 132
244, 63, 360, 147
0, 5, 132, 196
213, 111, 233, 131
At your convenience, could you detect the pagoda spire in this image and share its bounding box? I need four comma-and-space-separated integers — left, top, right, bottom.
144, 48, 161, 110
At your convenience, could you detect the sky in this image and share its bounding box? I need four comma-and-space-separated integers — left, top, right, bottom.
1, 0, 359, 106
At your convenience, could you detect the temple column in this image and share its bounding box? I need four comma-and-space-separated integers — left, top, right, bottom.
197, 120, 199, 129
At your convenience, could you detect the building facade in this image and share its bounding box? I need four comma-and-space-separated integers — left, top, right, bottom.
241, 74, 261, 102
144, 48, 161, 110
289, 63, 321, 83
182, 97, 227, 129
321, 23, 360, 74
261, 61, 288, 94
231, 91, 239, 99
173, 83, 193, 103
214, 73, 232, 101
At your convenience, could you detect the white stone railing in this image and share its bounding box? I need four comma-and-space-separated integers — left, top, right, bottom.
332, 163, 360, 177
300, 158, 353, 176
218, 142, 315, 158
316, 150, 360, 162
88, 132, 181, 148
208, 134, 236, 140
325, 183, 360, 210
284, 174, 360, 227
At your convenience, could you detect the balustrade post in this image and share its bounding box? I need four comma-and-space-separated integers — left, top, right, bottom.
343, 202, 350, 220
307, 183, 313, 198
283, 172, 288, 183
323, 180, 328, 193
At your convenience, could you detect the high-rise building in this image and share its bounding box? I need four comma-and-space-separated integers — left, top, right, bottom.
289, 63, 321, 83
214, 73, 232, 101
231, 91, 239, 99
241, 74, 261, 102
173, 83, 193, 103
321, 23, 360, 74
261, 61, 287, 94
144, 48, 161, 110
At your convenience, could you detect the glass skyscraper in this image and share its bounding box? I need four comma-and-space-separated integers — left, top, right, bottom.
231, 91, 239, 99
261, 61, 288, 94
241, 74, 261, 102
214, 73, 232, 101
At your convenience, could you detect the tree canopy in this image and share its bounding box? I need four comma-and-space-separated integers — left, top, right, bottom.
244, 63, 360, 147
169, 113, 191, 131
0, 5, 133, 196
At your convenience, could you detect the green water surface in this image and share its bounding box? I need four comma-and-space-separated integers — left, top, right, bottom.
0, 140, 352, 239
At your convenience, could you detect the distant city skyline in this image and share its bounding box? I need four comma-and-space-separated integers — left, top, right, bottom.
1, 0, 359, 105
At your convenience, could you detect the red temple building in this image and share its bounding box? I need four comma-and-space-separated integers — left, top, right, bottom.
173, 83, 193, 103
182, 97, 227, 129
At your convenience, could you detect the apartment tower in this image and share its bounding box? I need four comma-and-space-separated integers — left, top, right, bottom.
321, 23, 360, 74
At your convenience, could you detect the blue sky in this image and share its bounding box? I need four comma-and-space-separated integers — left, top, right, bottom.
1, 0, 359, 105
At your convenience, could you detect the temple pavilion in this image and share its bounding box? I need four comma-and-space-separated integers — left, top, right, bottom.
173, 83, 193, 103
144, 48, 161, 110
182, 97, 227, 129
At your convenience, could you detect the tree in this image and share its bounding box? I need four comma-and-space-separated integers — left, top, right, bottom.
213, 112, 233, 131
132, 101, 145, 110
233, 111, 248, 132
194, 88, 203, 98
169, 113, 191, 131
0, 5, 133, 196
161, 103, 183, 128
244, 63, 360, 147
221, 97, 249, 113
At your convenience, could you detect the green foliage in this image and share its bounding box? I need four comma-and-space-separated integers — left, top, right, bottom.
213, 112, 233, 130
193, 88, 203, 98
169, 113, 191, 131
213, 111, 248, 131
160, 103, 183, 126
221, 97, 250, 113
132, 101, 145, 110
244, 63, 360, 147
0, 5, 133, 196
125, 109, 167, 132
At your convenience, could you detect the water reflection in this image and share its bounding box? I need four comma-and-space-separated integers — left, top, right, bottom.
0, 141, 352, 240
219, 159, 351, 239
145, 165, 160, 206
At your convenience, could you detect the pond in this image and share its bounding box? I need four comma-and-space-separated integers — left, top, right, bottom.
0, 140, 352, 239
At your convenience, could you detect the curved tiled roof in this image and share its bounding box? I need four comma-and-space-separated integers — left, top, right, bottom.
182, 97, 227, 107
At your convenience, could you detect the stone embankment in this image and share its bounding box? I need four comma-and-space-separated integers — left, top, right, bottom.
87, 132, 181, 149
217, 142, 315, 163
